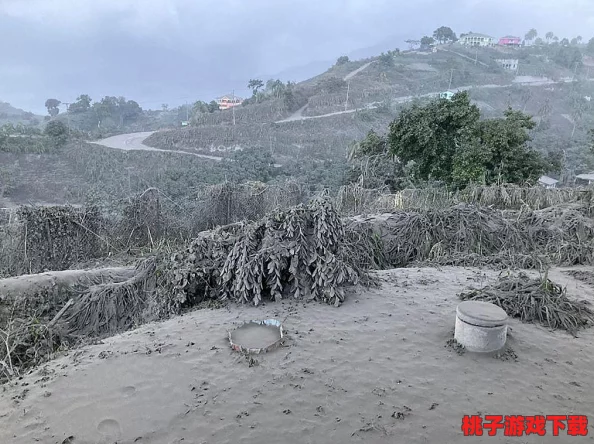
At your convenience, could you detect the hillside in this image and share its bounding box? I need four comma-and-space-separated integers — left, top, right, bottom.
2, 42, 594, 208
0, 101, 43, 126
144, 43, 594, 178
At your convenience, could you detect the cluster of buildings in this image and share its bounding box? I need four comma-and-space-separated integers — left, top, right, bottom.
458, 33, 522, 48
538, 174, 594, 188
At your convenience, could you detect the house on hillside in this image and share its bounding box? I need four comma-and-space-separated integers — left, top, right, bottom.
538, 175, 559, 189
215, 94, 243, 110
576, 172, 594, 185
458, 33, 495, 47
498, 36, 522, 47
495, 59, 519, 71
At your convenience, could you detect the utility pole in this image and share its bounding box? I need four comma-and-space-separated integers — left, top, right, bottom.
475, 48, 478, 65
345, 81, 350, 111
232, 89, 236, 126
185, 101, 189, 121
448, 69, 454, 90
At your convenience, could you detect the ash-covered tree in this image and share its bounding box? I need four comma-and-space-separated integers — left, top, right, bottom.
382, 92, 555, 188
433, 26, 457, 44
421, 36, 435, 46
405, 39, 421, 50
247, 79, 264, 95
192, 100, 209, 114
387, 92, 478, 185
208, 100, 219, 113
266, 79, 286, 98
117, 97, 142, 127
347, 129, 413, 191
90, 96, 142, 128
44, 120, 69, 149
525, 28, 538, 42
68, 94, 92, 113
560, 37, 570, 46
545, 31, 554, 42
378, 51, 395, 67
336, 55, 350, 65
44, 98, 61, 117
463, 109, 556, 185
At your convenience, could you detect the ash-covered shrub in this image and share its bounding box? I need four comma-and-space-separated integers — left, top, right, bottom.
18, 205, 103, 273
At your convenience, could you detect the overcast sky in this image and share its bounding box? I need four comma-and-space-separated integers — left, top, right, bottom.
1, 0, 593, 114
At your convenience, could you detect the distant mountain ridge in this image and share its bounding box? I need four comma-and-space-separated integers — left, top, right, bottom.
0, 101, 31, 116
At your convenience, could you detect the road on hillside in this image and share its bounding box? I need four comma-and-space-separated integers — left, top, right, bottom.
90, 75, 588, 156
90, 132, 226, 161
275, 76, 580, 123
277, 61, 376, 123
91, 132, 282, 167
343, 61, 375, 81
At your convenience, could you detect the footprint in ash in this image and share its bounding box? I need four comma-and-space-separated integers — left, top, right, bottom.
122, 386, 137, 397
97, 418, 122, 440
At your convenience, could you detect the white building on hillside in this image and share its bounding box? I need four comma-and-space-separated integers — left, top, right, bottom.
459, 33, 496, 47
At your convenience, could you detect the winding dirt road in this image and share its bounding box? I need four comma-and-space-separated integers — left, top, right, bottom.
90, 132, 226, 161
90, 73, 582, 155
275, 76, 577, 123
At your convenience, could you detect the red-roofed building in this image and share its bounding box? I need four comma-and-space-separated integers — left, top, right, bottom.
216, 94, 243, 110
499, 36, 522, 47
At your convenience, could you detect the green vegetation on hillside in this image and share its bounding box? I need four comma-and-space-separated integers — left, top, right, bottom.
350, 92, 560, 189
0, 101, 42, 127
3, 30, 594, 209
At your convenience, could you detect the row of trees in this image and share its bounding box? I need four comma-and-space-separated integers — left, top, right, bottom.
350, 92, 560, 190
243, 78, 298, 108
44, 95, 143, 128
411, 26, 457, 49
415, 26, 593, 53
246, 79, 295, 99
0, 120, 69, 154
524, 28, 594, 53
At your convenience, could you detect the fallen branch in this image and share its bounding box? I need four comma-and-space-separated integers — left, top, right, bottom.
48, 299, 74, 328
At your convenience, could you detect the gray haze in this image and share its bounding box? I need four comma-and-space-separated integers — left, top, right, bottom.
1, 0, 593, 113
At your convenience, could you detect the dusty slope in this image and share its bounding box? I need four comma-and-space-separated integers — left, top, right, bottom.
0, 266, 593, 444
91, 133, 225, 161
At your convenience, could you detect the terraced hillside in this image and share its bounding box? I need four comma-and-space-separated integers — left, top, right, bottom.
2, 43, 593, 208
144, 44, 593, 174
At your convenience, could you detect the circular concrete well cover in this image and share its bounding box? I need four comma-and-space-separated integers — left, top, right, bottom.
228, 319, 284, 354
457, 301, 508, 327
